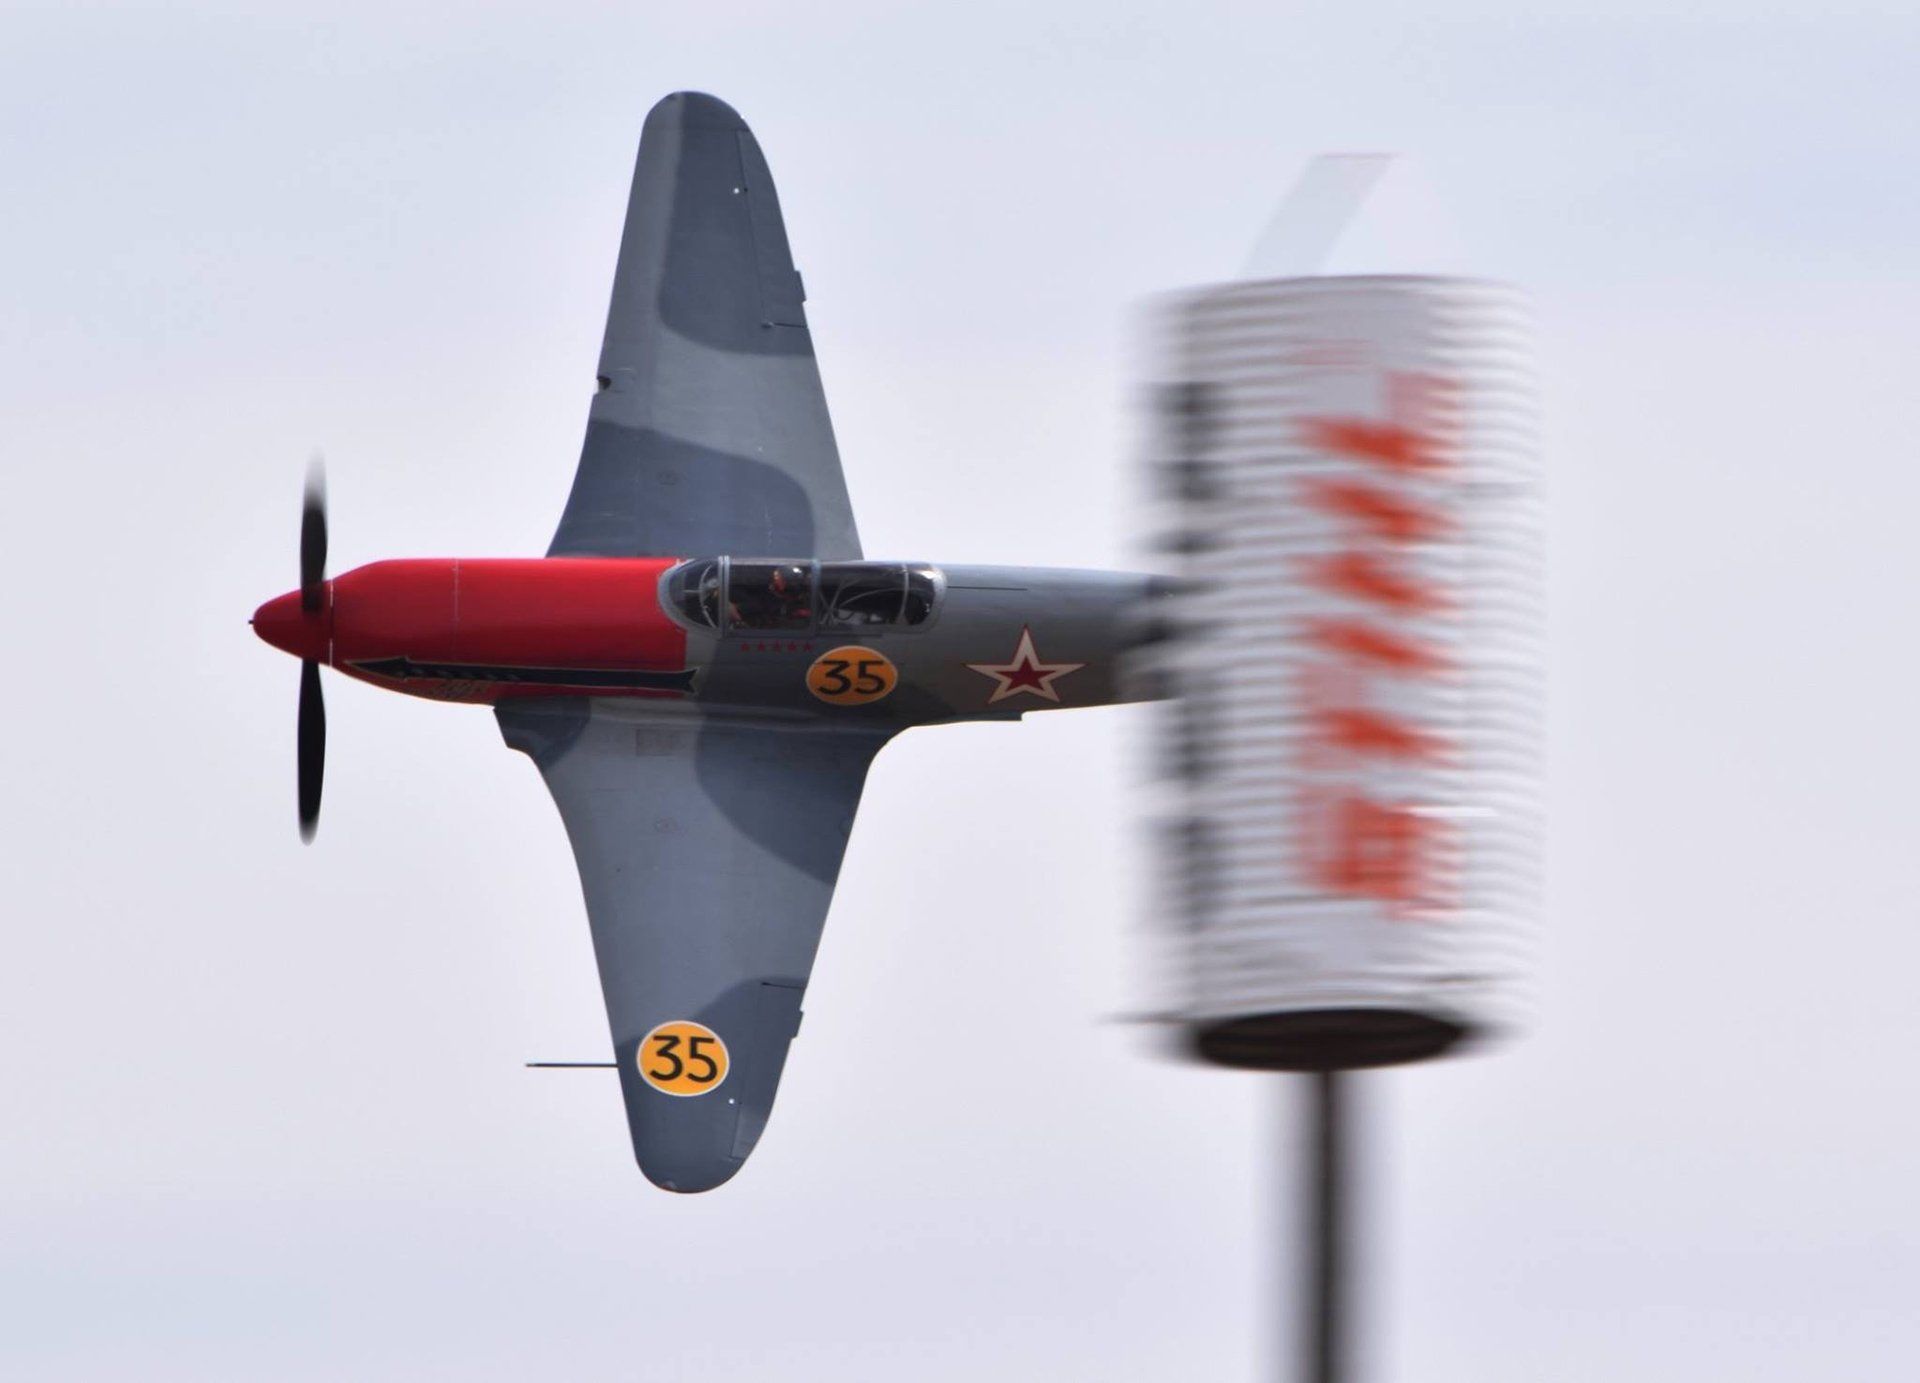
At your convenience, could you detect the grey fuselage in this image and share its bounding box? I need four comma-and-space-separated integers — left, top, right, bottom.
667, 561, 1164, 726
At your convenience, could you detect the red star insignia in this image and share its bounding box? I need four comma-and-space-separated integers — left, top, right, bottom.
964, 626, 1087, 705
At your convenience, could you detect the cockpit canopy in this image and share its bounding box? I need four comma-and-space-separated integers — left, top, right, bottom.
666, 559, 943, 634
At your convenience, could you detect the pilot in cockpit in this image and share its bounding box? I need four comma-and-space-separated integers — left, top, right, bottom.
766, 566, 810, 625
728, 564, 811, 629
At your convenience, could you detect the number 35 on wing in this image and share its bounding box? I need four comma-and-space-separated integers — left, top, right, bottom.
638, 1020, 731, 1096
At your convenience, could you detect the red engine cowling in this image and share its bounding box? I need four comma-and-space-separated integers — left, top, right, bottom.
255, 558, 693, 703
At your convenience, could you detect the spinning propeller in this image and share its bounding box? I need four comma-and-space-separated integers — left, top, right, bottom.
296, 462, 327, 841
235, 455, 332, 844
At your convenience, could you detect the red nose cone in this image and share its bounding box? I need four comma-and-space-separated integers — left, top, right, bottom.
252, 588, 331, 662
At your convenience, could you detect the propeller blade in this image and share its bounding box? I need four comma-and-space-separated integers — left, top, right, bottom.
301, 460, 328, 613
298, 658, 325, 841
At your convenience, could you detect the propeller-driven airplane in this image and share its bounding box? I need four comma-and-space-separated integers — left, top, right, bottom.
253, 91, 1164, 1192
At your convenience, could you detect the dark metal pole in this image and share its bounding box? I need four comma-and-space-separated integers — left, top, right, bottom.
1301, 1069, 1348, 1383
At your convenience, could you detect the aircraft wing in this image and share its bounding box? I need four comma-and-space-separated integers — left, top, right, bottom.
499, 700, 891, 1191
547, 91, 862, 560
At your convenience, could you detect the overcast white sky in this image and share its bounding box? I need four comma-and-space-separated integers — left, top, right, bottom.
5, 2, 1919, 1379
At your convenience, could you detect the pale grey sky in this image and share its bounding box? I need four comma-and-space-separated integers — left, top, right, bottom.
4, 2, 1919, 1379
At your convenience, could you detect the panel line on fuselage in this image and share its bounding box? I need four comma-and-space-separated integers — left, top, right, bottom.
349, 656, 696, 692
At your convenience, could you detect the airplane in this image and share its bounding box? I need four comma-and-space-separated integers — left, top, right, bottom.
252, 91, 1166, 1192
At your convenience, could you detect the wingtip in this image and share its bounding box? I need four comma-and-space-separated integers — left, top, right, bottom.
620, 1076, 756, 1193
647, 90, 748, 133
636, 1147, 748, 1194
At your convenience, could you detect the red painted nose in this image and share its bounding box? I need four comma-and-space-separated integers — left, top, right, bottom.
252, 588, 331, 662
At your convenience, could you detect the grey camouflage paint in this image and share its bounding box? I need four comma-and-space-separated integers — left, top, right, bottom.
548, 92, 860, 562
504, 93, 1165, 1192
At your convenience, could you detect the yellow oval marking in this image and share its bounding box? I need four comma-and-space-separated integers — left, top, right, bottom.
637, 1020, 730, 1097
806, 645, 898, 706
